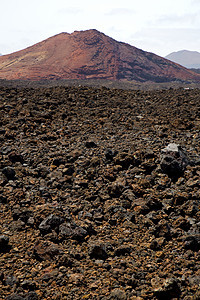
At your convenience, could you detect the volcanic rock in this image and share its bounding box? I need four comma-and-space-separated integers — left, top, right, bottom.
160, 143, 189, 179
38, 214, 64, 234
89, 243, 108, 260
2, 166, 16, 180
6, 295, 25, 300
153, 278, 181, 299
33, 240, 62, 261
109, 288, 127, 299
0, 235, 10, 252
0, 85, 200, 299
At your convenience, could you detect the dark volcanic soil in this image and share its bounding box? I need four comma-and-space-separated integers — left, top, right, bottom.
0, 85, 200, 299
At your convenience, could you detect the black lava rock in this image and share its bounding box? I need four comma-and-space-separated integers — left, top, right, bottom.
2, 166, 16, 180
39, 214, 64, 234
0, 235, 10, 252
160, 143, 189, 179
89, 243, 108, 260
153, 278, 181, 300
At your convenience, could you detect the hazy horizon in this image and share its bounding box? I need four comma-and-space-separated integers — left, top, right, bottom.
1, 0, 200, 57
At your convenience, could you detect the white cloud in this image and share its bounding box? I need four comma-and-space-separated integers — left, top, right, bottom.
57, 7, 83, 15
151, 12, 200, 28
191, 0, 200, 5
106, 8, 135, 16
132, 28, 200, 56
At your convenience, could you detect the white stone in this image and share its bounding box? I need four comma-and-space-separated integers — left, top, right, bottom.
162, 143, 180, 153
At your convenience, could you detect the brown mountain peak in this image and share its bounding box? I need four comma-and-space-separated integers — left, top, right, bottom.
0, 29, 200, 82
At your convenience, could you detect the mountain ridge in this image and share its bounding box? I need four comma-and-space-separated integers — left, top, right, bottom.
166, 50, 200, 69
0, 29, 200, 82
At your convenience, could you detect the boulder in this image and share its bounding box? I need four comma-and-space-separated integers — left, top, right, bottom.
160, 143, 189, 179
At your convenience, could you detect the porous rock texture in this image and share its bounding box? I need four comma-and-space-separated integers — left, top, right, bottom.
0, 85, 200, 299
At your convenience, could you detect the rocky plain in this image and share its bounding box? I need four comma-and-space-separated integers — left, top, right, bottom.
0, 83, 200, 299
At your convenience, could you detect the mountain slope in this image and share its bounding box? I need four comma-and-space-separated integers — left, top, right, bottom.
166, 50, 200, 69
0, 29, 200, 82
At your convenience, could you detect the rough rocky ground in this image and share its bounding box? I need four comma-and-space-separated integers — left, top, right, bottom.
0, 85, 200, 299
0, 78, 200, 91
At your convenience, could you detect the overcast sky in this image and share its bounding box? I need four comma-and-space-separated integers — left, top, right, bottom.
1, 0, 200, 57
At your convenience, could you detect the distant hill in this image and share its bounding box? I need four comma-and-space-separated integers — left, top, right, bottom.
166, 50, 200, 69
0, 30, 200, 82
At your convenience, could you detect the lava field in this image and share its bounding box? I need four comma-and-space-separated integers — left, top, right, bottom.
0, 85, 200, 299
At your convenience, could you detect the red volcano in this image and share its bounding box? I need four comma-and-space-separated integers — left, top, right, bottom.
0, 29, 200, 82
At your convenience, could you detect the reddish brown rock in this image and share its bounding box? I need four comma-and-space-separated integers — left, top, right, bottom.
33, 240, 62, 261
